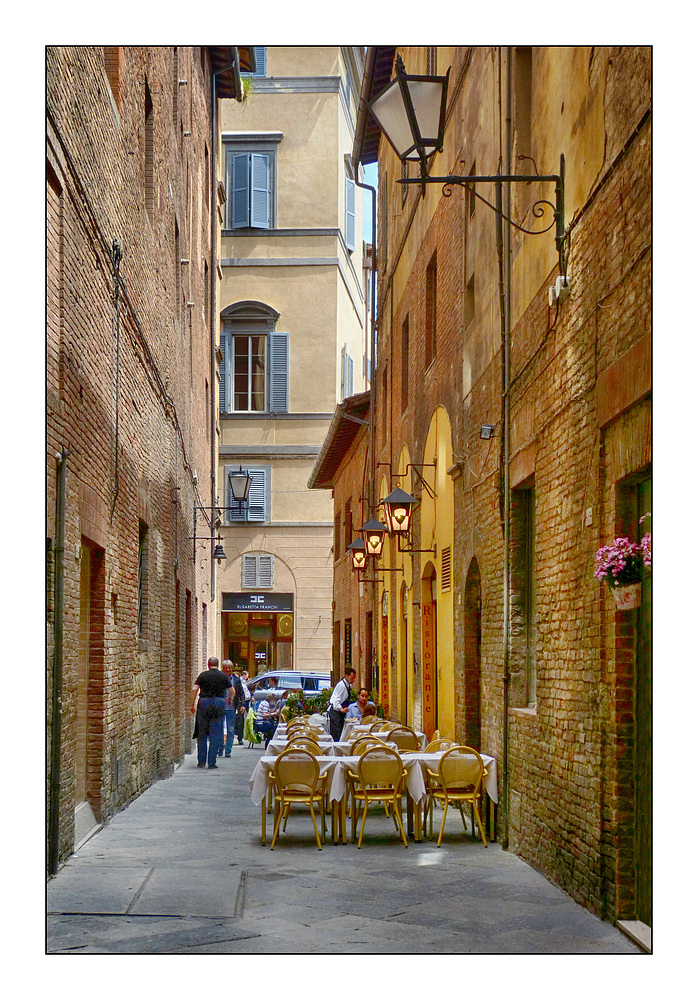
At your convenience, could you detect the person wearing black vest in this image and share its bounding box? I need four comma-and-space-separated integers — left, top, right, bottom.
190, 656, 232, 768
328, 666, 357, 741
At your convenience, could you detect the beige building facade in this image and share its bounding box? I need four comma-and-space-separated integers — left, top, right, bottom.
215, 47, 367, 676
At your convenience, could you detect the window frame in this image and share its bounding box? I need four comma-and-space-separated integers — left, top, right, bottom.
242, 553, 274, 589
219, 305, 288, 415
225, 464, 271, 524
223, 137, 280, 231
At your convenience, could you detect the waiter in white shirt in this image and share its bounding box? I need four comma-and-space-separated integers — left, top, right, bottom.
328, 666, 357, 741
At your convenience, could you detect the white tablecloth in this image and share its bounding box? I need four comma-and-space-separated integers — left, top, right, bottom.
266, 735, 334, 756
249, 751, 498, 808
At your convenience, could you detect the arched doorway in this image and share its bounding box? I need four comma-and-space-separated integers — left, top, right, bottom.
463, 557, 482, 749
399, 581, 408, 723
421, 564, 437, 739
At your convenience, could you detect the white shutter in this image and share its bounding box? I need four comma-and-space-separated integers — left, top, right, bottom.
347, 354, 354, 397
258, 555, 274, 589
345, 177, 356, 252
242, 553, 274, 589
242, 554, 257, 588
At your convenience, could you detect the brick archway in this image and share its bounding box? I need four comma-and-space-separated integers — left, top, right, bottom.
463, 557, 481, 749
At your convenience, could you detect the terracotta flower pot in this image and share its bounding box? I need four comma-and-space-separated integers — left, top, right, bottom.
611, 582, 642, 610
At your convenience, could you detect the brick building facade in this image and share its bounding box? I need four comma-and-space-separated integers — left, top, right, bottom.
313, 46, 651, 929
46, 46, 249, 870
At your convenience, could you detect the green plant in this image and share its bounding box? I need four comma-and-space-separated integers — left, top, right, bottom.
285, 687, 331, 719
241, 76, 254, 105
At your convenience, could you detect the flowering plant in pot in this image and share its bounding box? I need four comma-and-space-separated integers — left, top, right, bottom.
594, 521, 651, 609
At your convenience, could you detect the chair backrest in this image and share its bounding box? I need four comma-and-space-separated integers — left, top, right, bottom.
351, 737, 385, 755
274, 748, 320, 793
389, 727, 420, 751
286, 738, 324, 755
425, 738, 455, 752
439, 746, 485, 791
367, 719, 385, 731
358, 745, 404, 787
379, 721, 396, 732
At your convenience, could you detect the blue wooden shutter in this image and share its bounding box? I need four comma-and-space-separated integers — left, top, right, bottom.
246, 468, 267, 522
258, 555, 273, 588
219, 334, 227, 412
345, 177, 356, 251
252, 47, 266, 77
269, 332, 289, 412
250, 154, 270, 229
232, 153, 249, 228
228, 467, 267, 522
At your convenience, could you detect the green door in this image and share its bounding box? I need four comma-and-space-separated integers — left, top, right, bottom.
635, 480, 651, 925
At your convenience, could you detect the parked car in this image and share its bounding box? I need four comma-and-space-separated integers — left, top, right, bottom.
248, 670, 331, 708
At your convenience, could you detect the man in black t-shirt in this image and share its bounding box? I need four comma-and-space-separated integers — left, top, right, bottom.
190, 657, 232, 768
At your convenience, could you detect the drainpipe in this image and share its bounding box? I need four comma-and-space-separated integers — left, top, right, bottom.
49, 446, 69, 876
355, 176, 377, 508
500, 47, 513, 851
210, 50, 238, 608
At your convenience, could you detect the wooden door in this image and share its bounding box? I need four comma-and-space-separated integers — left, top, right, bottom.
422, 598, 437, 739
635, 479, 651, 925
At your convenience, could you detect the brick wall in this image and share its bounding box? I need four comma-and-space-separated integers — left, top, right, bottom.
47, 46, 216, 866
363, 45, 651, 922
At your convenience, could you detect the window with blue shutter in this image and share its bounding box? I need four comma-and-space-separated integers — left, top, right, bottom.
227, 466, 268, 523
228, 151, 271, 229
345, 177, 356, 252
219, 309, 288, 415
242, 47, 266, 78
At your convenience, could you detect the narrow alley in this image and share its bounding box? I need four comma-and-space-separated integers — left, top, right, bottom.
47, 742, 640, 955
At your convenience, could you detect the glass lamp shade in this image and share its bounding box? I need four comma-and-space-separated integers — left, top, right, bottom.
382, 487, 417, 534
228, 467, 252, 502
369, 64, 449, 163
348, 538, 367, 571
359, 518, 388, 559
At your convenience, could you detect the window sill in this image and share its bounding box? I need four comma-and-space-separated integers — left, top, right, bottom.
510, 705, 537, 718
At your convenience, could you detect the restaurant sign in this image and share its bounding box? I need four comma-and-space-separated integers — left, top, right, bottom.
381, 614, 390, 715
222, 592, 294, 613
421, 600, 436, 738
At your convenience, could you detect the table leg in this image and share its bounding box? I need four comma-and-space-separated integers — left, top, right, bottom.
489, 798, 495, 842
406, 791, 414, 837
261, 799, 266, 846
413, 798, 423, 842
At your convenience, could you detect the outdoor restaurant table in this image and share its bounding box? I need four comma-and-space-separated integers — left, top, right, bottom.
265, 734, 334, 757
249, 749, 498, 845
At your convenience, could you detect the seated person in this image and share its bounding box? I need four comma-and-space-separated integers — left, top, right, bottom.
361, 702, 378, 720
254, 693, 278, 747
346, 687, 375, 720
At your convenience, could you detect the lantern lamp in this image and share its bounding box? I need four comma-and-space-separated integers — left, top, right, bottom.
228, 466, 252, 502
359, 517, 388, 559
382, 487, 417, 535
348, 537, 367, 571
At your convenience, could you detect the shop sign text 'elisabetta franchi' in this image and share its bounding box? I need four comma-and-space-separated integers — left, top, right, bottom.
222, 592, 294, 613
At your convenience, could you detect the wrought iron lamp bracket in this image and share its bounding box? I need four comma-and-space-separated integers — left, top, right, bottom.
399, 154, 567, 277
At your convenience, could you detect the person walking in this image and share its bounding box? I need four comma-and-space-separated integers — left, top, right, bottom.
328, 666, 356, 741
220, 660, 243, 757
190, 657, 232, 768
236, 669, 252, 745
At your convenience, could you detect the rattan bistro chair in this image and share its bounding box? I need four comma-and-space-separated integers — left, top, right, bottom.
347, 746, 409, 848
286, 736, 324, 754
425, 738, 455, 752
270, 748, 327, 850
423, 746, 488, 847
389, 726, 420, 752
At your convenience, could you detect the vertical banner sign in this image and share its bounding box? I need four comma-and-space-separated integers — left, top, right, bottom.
381, 615, 390, 716
422, 600, 436, 738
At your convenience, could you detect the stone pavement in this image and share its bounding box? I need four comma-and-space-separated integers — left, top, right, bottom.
46, 739, 642, 955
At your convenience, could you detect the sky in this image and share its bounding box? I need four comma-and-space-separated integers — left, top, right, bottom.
362, 162, 378, 244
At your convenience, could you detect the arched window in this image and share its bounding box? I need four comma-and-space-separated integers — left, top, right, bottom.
219, 301, 288, 414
